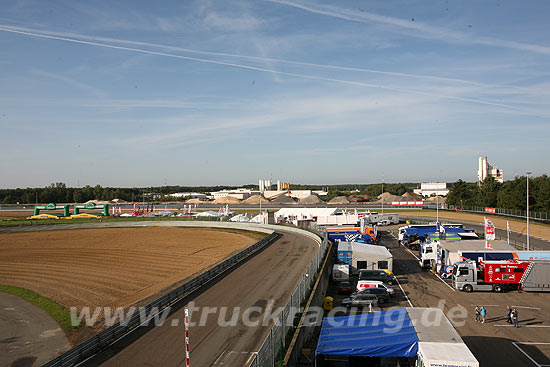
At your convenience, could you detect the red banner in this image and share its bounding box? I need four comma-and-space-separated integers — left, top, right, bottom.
391, 201, 424, 206
485, 207, 496, 213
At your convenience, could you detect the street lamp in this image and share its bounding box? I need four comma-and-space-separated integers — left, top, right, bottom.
526, 172, 531, 251
381, 174, 385, 214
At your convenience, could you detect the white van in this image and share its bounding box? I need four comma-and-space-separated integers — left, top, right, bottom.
356, 280, 394, 295
332, 264, 349, 282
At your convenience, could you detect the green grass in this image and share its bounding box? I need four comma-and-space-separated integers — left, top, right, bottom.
0, 284, 76, 330
0, 215, 225, 228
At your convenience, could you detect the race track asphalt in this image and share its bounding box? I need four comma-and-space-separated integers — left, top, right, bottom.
79, 230, 319, 367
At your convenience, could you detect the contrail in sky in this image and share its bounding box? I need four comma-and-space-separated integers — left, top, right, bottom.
0, 25, 527, 111
266, 0, 550, 55
0, 24, 489, 87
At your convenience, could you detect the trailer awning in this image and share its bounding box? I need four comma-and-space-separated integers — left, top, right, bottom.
418, 342, 479, 367
316, 308, 418, 357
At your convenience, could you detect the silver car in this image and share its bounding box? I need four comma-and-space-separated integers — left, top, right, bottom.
341, 293, 378, 308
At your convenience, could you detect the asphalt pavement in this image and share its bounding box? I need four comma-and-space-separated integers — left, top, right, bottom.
79, 230, 319, 367
379, 226, 550, 366
0, 292, 70, 367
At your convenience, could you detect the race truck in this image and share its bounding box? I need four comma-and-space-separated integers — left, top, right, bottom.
452, 259, 550, 292
403, 225, 477, 250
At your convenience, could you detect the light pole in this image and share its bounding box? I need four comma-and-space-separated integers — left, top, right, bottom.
381, 175, 384, 214
526, 172, 531, 251
436, 194, 439, 223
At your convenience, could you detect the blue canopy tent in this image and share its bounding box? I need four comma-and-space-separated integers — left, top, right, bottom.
316, 309, 418, 365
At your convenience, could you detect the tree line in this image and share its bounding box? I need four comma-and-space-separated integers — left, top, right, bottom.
0, 182, 418, 204
446, 175, 550, 213
2, 177, 548, 213
0, 183, 254, 204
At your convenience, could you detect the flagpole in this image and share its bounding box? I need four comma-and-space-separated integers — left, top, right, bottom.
526, 172, 531, 251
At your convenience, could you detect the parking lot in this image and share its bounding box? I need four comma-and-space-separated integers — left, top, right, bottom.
326, 226, 550, 366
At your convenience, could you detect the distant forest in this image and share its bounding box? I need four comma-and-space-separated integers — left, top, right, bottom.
0, 182, 417, 205
0, 176, 549, 213
446, 175, 550, 213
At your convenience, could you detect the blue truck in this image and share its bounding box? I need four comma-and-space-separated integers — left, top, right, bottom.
402, 225, 477, 250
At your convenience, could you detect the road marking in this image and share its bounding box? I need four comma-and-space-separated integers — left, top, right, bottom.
495, 325, 550, 328
213, 351, 227, 365
433, 271, 456, 292
470, 304, 542, 310
396, 236, 456, 292
512, 306, 543, 310
394, 276, 414, 308
512, 342, 550, 367
403, 245, 419, 260
382, 232, 413, 307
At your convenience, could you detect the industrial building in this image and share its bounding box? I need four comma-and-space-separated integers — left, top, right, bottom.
413, 182, 449, 197
478, 156, 503, 183
168, 192, 209, 200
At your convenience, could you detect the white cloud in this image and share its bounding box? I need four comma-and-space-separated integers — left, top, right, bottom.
265, 0, 550, 55
202, 12, 264, 32
29, 69, 106, 98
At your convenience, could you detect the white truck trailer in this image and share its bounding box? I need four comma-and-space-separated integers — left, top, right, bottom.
520, 260, 550, 292
408, 308, 479, 367
365, 212, 399, 225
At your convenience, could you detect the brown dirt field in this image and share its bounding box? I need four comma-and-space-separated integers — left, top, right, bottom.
0, 227, 259, 311
410, 210, 550, 240
0, 209, 34, 219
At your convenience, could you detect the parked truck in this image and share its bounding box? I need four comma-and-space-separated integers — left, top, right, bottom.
452, 259, 550, 292
419, 241, 438, 269
520, 260, 550, 292
419, 243, 515, 271
402, 225, 477, 250
365, 212, 399, 225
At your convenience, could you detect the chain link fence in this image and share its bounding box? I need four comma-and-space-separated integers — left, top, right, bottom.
445, 204, 549, 223
249, 229, 329, 367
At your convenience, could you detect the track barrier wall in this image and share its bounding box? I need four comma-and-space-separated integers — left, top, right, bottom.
248, 228, 329, 367
283, 234, 333, 366
42, 229, 281, 367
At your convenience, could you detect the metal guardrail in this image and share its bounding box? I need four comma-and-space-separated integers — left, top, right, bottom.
441, 205, 549, 223
249, 229, 328, 367
42, 231, 281, 367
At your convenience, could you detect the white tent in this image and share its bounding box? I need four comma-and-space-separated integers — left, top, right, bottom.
250, 214, 263, 223
229, 214, 250, 222
194, 211, 222, 217
275, 207, 339, 222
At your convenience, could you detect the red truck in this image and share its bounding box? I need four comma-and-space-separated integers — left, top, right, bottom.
452, 259, 529, 292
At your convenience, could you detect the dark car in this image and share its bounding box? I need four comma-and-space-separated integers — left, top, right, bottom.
341, 293, 378, 308
351, 287, 390, 305
358, 270, 396, 285
337, 281, 354, 295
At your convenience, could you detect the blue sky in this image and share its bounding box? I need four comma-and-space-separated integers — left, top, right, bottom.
0, 0, 548, 188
